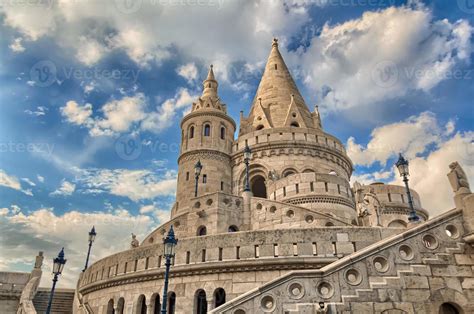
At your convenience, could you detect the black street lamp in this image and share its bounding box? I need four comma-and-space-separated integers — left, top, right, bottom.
243, 144, 252, 192
161, 226, 178, 314
46, 248, 67, 314
194, 160, 203, 197
83, 226, 96, 272
395, 153, 420, 223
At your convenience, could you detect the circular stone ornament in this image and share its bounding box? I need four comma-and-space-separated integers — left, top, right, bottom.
317, 281, 334, 299
288, 282, 305, 299
344, 269, 362, 286
373, 256, 389, 273
260, 295, 276, 312
399, 245, 414, 261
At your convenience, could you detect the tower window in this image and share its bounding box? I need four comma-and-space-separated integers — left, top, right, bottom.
274, 64, 277, 70
220, 127, 225, 139
220, 181, 224, 191
256, 125, 264, 131
204, 124, 211, 136
388, 193, 392, 202
290, 122, 299, 127
203, 174, 207, 184
189, 126, 194, 139
186, 172, 189, 181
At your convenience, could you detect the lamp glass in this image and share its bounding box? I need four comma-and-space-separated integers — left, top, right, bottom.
194, 161, 202, 176
89, 230, 96, 242
52, 260, 60, 274
396, 154, 410, 177
244, 145, 252, 160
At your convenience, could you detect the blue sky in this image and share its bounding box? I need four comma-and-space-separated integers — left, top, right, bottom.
0, 0, 473, 287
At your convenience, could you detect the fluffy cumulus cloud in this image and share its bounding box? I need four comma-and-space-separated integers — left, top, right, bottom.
60, 101, 93, 126
0, 0, 310, 69
76, 168, 177, 201
0, 207, 154, 287
299, 5, 473, 110
50, 180, 76, 196
348, 112, 474, 216
177, 62, 198, 83
0, 169, 33, 196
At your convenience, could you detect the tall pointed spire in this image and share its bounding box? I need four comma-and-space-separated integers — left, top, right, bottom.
202, 64, 218, 99
241, 38, 314, 133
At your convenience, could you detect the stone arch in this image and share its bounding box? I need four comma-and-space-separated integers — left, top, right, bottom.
168, 292, 176, 314
251, 175, 267, 198
228, 225, 239, 232
106, 298, 115, 314
214, 288, 226, 308
151, 293, 161, 314
388, 220, 407, 228
194, 289, 208, 314
290, 122, 299, 127
256, 124, 264, 130
237, 163, 268, 195
197, 225, 207, 236
282, 168, 298, 177
188, 124, 195, 139
439, 303, 463, 314
429, 288, 468, 314
136, 294, 147, 314
220, 125, 226, 140
302, 168, 315, 173
116, 298, 125, 314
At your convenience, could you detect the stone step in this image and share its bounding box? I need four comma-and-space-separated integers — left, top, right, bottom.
33, 289, 74, 314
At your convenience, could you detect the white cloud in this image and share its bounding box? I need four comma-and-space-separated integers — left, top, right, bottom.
139, 205, 155, 214
298, 5, 473, 110
141, 88, 197, 133
0, 169, 22, 191
177, 62, 198, 83
60, 101, 93, 126
391, 132, 474, 216
21, 178, 36, 187
0, 208, 154, 287
76, 168, 177, 201
0, 208, 9, 216
37, 175, 45, 183
75, 36, 109, 66
24, 106, 48, 117
347, 112, 446, 166
50, 180, 76, 196
9, 37, 25, 52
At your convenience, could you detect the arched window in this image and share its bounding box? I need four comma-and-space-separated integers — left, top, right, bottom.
195, 290, 207, 314
439, 303, 461, 314
168, 292, 176, 314
204, 124, 211, 136
189, 126, 195, 139
152, 293, 161, 314
116, 298, 125, 314
106, 299, 115, 314
251, 175, 267, 198
220, 126, 226, 140
325, 222, 334, 227
197, 226, 207, 236
256, 125, 264, 130
228, 225, 239, 232
136, 295, 147, 314
290, 122, 299, 127
282, 169, 297, 177
214, 288, 226, 308
388, 220, 407, 228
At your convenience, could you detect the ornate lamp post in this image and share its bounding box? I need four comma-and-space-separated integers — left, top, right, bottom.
46, 248, 67, 314
243, 144, 252, 192
161, 226, 178, 314
83, 226, 96, 272
395, 153, 420, 223
194, 160, 203, 197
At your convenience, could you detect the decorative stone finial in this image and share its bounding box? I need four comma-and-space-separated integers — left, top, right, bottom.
272, 38, 278, 47
130, 233, 139, 248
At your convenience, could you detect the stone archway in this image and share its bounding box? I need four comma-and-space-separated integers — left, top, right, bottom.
251, 175, 267, 198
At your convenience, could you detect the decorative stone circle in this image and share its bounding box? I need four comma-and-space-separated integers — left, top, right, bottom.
399, 245, 414, 261
194, 201, 201, 208
288, 282, 305, 299
174, 221, 180, 227
373, 256, 389, 273
260, 295, 275, 312
223, 198, 230, 205
206, 199, 213, 206
234, 310, 246, 314
317, 281, 334, 299
422, 234, 439, 249
286, 210, 295, 218
235, 199, 241, 207
344, 269, 362, 286
149, 237, 154, 244
256, 203, 263, 210
445, 225, 459, 239
269, 206, 277, 213
305, 215, 314, 224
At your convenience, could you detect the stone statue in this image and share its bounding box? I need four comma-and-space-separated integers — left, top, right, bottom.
34, 251, 43, 269
268, 170, 279, 181
130, 233, 139, 248
448, 161, 471, 195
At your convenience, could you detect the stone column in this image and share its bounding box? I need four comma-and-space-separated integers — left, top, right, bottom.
146, 302, 153, 314
242, 190, 253, 229
462, 194, 474, 244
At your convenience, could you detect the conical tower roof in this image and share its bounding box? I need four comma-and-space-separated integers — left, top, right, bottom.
243, 38, 314, 132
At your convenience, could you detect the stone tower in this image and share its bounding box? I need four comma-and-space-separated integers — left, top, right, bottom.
233, 38, 355, 224
173, 66, 236, 216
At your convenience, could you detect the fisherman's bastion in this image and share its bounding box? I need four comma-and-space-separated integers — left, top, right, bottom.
7, 39, 474, 314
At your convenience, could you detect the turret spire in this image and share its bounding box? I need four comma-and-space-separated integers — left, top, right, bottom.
202, 64, 218, 99
240, 38, 314, 133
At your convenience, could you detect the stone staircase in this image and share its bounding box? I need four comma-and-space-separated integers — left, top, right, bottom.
33, 288, 74, 313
